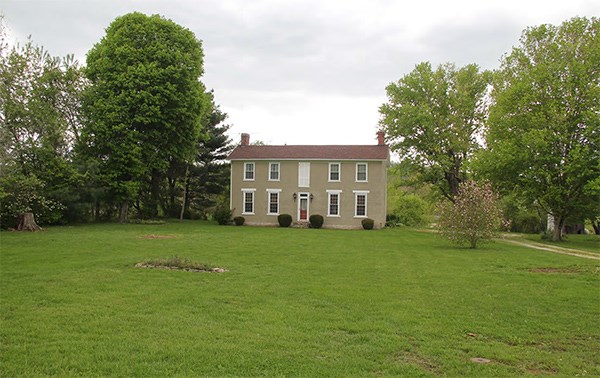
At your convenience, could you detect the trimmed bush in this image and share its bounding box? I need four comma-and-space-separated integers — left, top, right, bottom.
309, 214, 324, 229
213, 205, 232, 225
278, 214, 292, 227
362, 218, 374, 230
233, 216, 245, 226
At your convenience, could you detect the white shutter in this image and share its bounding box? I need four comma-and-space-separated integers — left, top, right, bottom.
298, 162, 310, 187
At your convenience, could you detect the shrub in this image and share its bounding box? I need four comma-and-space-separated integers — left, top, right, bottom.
309, 214, 324, 229
233, 216, 245, 226
213, 205, 232, 225
437, 180, 503, 249
362, 218, 375, 230
278, 214, 292, 227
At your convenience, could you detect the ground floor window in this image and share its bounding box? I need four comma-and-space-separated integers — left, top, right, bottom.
354, 190, 369, 217
267, 189, 281, 215
327, 190, 342, 217
242, 189, 255, 214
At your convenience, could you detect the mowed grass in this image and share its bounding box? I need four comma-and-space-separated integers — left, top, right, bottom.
1, 222, 598, 377
524, 233, 600, 255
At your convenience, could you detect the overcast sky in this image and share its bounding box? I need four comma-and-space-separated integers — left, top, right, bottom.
2, 0, 598, 145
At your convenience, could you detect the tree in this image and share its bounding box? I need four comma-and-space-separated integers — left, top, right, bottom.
438, 180, 503, 249
379, 62, 490, 202
1, 17, 85, 228
184, 94, 233, 218
482, 17, 599, 241
81, 12, 207, 222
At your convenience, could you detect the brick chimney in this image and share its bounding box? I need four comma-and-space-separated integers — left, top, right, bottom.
376, 130, 385, 146
241, 133, 250, 146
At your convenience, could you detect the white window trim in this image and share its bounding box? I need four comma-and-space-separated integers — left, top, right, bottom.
266, 189, 282, 215
298, 162, 310, 188
243, 162, 255, 181
241, 188, 256, 215
268, 162, 280, 182
326, 190, 342, 217
328, 162, 341, 182
356, 162, 368, 182
353, 190, 369, 218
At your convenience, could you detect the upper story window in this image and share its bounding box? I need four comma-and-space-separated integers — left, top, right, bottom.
329, 163, 341, 182
269, 162, 280, 181
356, 163, 368, 182
298, 162, 310, 187
244, 162, 255, 181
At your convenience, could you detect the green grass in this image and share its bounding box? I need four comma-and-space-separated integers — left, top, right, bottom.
1, 222, 599, 376
523, 233, 600, 254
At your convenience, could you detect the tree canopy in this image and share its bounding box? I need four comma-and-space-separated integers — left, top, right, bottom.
81, 12, 209, 221
379, 62, 490, 202
481, 16, 599, 241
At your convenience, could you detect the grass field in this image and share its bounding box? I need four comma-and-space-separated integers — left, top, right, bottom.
1, 222, 599, 376
523, 233, 600, 255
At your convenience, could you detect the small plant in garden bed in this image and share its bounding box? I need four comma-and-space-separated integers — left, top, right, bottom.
278, 214, 292, 227
135, 256, 227, 272
233, 216, 245, 226
362, 218, 374, 230
309, 214, 324, 229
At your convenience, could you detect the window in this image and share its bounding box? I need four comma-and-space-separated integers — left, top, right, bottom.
244, 162, 255, 181
269, 162, 280, 181
327, 190, 342, 217
354, 190, 369, 217
242, 189, 255, 214
298, 162, 310, 187
356, 163, 368, 182
267, 189, 281, 215
329, 163, 340, 182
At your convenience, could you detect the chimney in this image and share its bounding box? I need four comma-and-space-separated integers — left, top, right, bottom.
241, 133, 250, 146
377, 130, 385, 146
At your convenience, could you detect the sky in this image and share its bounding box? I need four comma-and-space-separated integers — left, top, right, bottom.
2, 0, 598, 146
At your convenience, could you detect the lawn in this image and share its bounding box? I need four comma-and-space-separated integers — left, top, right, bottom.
1, 222, 598, 376
523, 233, 600, 255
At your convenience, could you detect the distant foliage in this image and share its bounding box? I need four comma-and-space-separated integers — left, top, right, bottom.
309, 214, 324, 229
278, 214, 292, 227
437, 180, 503, 248
213, 205, 232, 225
361, 218, 375, 230
233, 216, 245, 226
0, 173, 65, 228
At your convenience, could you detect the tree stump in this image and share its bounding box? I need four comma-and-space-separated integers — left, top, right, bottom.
17, 212, 42, 231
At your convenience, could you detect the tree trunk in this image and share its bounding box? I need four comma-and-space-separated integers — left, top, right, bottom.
180, 165, 189, 221
592, 221, 599, 235
552, 215, 564, 242
119, 201, 129, 224
17, 212, 42, 231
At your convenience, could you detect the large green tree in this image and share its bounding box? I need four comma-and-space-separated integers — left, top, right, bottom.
82, 12, 207, 222
482, 17, 599, 241
379, 62, 490, 201
1, 17, 85, 227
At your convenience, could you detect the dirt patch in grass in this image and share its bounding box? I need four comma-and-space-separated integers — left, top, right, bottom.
135, 263, 227, 273
139, 234, 178, 239
398, 351, 440, 374
527, 267, 582, 274
135, 256, 227, 273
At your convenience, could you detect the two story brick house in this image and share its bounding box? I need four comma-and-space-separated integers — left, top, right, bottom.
228, 132, 389, 229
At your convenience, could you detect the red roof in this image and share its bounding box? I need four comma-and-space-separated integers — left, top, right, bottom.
228, 145, 389, 160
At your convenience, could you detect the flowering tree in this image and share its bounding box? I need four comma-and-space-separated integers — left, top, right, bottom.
438, 180, 503, 249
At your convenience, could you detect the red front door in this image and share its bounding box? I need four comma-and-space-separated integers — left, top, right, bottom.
299, 194, 308, 221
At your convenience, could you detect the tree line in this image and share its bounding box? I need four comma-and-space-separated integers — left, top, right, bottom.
381, 17, 599, 241
0, 13, 233, 228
